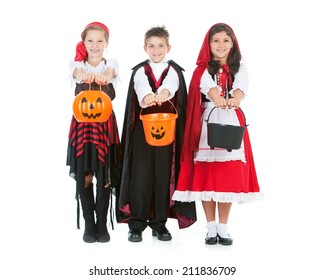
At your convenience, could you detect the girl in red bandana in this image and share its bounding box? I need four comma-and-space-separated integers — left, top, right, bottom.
66, 22, 121, 243
172, 23, 263, 245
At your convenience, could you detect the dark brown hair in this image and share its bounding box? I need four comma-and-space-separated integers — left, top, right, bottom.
208, 23, 241, 76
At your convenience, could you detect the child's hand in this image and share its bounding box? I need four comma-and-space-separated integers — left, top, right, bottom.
213, 96, 227, 109
209, 87, 226, 109
227, 98, 241, 108
95, 68, 115, 85
74, 68, 86, 81
95, 73, 109, 85
143, 93, 157, 107
155, 89, 170, 106
227, 89, 243, 108
83, 72, 96, 84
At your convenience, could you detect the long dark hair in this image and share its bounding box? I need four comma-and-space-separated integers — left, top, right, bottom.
207, 23, 241, 76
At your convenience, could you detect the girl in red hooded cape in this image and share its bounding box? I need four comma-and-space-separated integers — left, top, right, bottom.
172, 23, 263, 245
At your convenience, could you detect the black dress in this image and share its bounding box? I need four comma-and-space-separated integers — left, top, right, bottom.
66, 82, 122, 227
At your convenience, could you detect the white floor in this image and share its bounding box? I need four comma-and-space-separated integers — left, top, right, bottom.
2, 177, 323, 280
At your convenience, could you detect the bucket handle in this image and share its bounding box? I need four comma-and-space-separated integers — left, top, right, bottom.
205, 107, 248, 127
88, 83, 102, 91
140, 99, 178, 117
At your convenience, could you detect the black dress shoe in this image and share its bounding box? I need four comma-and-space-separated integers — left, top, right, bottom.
152, 227, 172, 241
128, 229, 142, 242
217, 234, 233, 246
205, 235, 217, 245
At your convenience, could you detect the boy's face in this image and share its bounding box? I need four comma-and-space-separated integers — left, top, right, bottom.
144, 36, 171, 63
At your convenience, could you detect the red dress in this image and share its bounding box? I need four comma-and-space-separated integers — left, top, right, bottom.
172, 25, 263, 204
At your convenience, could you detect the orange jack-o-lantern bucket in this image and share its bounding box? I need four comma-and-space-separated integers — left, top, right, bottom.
73, 85, 112, 122
140, 101, 178, 146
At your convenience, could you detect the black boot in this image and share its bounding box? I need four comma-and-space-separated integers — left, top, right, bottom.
80, 184, 96, 243
96, 186, 111, 242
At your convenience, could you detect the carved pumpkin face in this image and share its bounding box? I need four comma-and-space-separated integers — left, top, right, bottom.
140, 112, 178, 146
73, 90, 112, 122
151, 125, 166, 139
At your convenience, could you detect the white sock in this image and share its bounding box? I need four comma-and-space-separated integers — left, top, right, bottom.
206, 221, 217, 237
216, 223, 229, 238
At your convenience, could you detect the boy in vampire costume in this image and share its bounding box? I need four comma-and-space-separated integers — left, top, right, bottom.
116, 26, 196, 242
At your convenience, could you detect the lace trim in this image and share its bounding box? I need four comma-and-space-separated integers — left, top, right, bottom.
172, 190, 264, 204
194, 155, 246, 163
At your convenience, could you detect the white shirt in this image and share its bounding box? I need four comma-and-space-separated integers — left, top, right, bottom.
134, 59, 179, 108
69, 59, 120, 88
200, 61, 249, 101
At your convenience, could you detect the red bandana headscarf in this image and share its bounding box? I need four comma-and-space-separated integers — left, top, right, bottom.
74, 22, 110, 62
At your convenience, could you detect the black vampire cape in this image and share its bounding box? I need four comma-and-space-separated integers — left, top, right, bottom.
116, 59, 196, 229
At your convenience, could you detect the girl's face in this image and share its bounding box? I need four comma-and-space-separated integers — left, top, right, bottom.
144, 36, 171, 63
84, 30, 108, 61
210, 31, 233, 64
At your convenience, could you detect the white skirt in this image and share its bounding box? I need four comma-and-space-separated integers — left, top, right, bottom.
194, 102, 246, 163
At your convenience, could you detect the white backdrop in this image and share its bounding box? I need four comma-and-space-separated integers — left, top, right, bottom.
1, 0, 323, 279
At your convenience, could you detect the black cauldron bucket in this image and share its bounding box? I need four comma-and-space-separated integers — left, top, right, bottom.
205, 107, 247, 152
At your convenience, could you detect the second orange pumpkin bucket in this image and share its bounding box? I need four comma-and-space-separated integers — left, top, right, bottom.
140, 102, 178, 146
